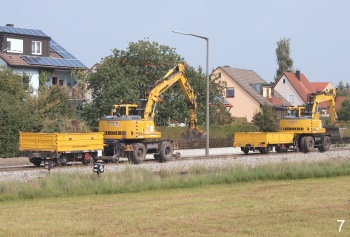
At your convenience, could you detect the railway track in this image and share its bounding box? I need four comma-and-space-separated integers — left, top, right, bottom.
1, 146, 349, 173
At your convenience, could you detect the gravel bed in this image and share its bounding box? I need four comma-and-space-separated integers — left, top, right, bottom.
1, 149, 349, 183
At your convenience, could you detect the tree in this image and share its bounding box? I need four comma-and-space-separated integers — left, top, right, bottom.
252, 103, 279, 132
275, 38, 294, 81
337, 98, 350, 121
83, 39, 229, 127
0, 68, 41, 157
335, 81, 349, 96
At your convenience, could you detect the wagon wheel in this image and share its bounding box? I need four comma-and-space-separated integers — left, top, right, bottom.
243, 147, 249, 155
82, 153, 91, 165
31, 158, 42, 167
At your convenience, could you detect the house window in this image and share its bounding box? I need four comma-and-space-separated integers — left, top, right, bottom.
288, 95, 294, 103
226, 87, 235, 97
283, 79, 286, 84
31, 41, 42, 55
6, 38, 23, 53
52, 77, 58, 85
52, 76, 65, 86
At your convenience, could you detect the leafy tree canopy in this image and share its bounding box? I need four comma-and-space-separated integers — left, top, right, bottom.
0, 68, 41, 157
252, 103, 279, 132
275, 38, 294, 81
336, 80, 350, 97
338, 98, 350, 121
83, 39, 231, 127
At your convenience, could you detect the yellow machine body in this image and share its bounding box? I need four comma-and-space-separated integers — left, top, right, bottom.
279, 117, 325, 134
279, 89, 338, 136
99, 115, 161, 140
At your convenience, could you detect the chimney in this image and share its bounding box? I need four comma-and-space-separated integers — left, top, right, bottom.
6, 24, 14, 27
296, 70, 301, 81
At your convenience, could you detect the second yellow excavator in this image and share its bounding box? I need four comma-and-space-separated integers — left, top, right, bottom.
98, 64, 205, 164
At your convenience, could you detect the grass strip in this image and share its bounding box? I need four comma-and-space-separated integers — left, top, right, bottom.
1, 158, 350, 201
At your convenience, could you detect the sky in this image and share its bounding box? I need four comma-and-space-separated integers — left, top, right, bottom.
2, 0, 349, 85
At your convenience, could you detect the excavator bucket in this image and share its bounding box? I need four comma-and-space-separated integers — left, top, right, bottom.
325, 126, 344, 142
181, 129, 206, 142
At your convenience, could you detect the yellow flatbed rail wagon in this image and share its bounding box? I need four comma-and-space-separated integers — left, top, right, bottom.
19, 132, 104, 167
234, 132, 295, 154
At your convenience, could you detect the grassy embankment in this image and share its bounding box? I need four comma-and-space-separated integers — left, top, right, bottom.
1, 158, 350, 201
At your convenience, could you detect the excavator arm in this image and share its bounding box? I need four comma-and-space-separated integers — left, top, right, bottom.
309, 89, 342, 139
143, 63, 205, 141
310, 89, 337, 125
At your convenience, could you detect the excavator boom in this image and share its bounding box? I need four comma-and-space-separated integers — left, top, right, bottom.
143, 64, 205, 142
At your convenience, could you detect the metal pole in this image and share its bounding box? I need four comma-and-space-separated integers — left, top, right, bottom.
172, 31, 210, 156
205, 38, 209, 156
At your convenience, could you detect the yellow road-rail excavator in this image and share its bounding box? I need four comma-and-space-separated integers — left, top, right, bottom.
234, 89, 342, 154
98, 64, 205, 164
279, 89, 341, 152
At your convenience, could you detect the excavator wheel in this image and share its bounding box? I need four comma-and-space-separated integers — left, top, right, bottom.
130, 143, 146, 164
303, 136, 315, 153
318, 136, 331, 152
159, 141, 173, 163
299, 137, 306, 152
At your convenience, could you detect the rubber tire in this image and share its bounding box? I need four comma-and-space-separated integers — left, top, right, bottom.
159, 141, 173, 163
323, 136, 331, 151
299, 137, 306, 152
318, 136, 331, 152
130, 143, 146, 164
303, 136, 314, 153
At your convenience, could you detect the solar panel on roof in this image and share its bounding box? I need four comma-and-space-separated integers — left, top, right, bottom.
21, 55, 86, 69
0, 26, 48, 37
49, 40, 78, 60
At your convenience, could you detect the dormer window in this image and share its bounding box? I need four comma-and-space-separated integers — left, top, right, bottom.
31, 41, 42, 55
7, 38, 23, 53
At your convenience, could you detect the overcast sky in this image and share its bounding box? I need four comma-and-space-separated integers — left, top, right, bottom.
3, 0, 349, 85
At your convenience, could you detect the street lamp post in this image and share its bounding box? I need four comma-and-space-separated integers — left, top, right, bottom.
172, 31, 210, 156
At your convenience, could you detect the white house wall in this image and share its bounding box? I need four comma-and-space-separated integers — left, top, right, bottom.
274, 75, 304, 106
12, 67, 39, 94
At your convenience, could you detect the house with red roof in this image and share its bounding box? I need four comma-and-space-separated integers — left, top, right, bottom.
274, 70, 335, 106
212, 66, 292, 122
274, 70, 338, 116
311, 82, 335, 92
274, 70, 314, 106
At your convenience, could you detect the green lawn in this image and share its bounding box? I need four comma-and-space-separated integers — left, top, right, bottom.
0, 176, 349, 237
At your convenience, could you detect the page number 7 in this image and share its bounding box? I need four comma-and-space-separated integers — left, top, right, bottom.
338, 220, 345, 232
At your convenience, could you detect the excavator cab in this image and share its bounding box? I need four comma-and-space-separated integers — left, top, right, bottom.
111, 104, 139, 117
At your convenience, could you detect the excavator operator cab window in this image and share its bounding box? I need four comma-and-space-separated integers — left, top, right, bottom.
112, 106, 126, 117
128, 107, 138, 116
